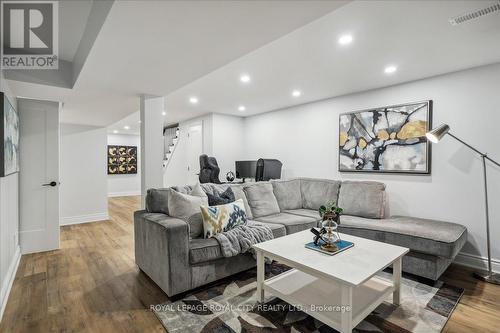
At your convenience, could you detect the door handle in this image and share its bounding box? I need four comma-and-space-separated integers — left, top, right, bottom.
42, 181, 58, 187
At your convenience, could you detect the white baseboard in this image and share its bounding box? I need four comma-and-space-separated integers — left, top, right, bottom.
60, 212, 109, 226
454, 252, 500, 273
0, 246, 21, 321
108, 191, 141, 197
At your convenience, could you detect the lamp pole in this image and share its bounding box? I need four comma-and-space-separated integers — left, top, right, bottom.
446, 132, 500, 284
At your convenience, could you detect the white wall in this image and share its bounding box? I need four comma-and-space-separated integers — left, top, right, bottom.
164, 114, 213, 187
163, 113, 245, 187
243, 63, 500, 272
107, 134, 141, 197
140, 96, 165, 208
212, 114, 245, 178
0, 74, 20, 320
60, 124, 108, 225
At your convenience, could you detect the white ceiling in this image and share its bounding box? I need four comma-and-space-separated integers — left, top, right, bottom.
107, 111, 140, 136
6, 0, 346, 126
59, 0, 92, 61
163, 0, 500, 124
7, 1, 500, 127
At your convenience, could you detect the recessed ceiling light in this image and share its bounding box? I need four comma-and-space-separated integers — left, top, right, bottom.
189, 96, 198, 104
238, 105, 246, 112
162, 111, 166, 116
240, 74, 251, 83
338, 34, 353, 45
123, 125, 130, 130
292, 90, 302, 97
384, 65, 397, 74
113, 130, 118, 134
138, 120, 141, 124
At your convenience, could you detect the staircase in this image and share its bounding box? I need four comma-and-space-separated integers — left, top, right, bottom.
163, 125, 180, 168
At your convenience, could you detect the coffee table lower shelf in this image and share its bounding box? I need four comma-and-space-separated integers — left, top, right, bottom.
263, 269, 394, 331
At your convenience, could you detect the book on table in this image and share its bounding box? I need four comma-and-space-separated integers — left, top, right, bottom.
305, 239, 354, 256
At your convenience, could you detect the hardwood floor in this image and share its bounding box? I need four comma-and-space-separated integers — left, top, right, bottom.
1, 196, 499, 332
0, 196, 166, 333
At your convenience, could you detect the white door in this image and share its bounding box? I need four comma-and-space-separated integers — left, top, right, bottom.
186, 124, 203, 183
18, 99, 60, 254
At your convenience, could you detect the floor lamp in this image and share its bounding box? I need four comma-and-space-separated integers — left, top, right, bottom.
426, 124, 500, 285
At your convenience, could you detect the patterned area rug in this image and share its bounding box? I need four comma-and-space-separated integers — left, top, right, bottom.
152, 263, 463, 333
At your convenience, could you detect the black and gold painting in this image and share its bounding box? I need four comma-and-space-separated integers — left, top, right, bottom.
339, 101, 432, 174
108, 145, 138, 174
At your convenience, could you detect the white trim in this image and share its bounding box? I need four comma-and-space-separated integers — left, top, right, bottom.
60, 212, 109, 226
108, 191, 141, 198
454, 252, 500, 273
0, 246, 21, 321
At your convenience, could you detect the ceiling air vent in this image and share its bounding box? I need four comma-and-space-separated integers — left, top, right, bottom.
449, 3, 500, 25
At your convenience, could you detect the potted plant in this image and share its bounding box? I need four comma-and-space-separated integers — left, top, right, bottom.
319, 201, 343, 223
318, 201, 343, 252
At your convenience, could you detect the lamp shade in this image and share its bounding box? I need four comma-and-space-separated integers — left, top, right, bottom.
426, 124, 450, 143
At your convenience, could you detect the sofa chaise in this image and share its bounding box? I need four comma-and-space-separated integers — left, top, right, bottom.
135, 178, 467, 297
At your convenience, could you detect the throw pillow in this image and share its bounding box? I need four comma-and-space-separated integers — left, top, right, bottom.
201, 199, 247, 238
207, 187, 235, 206
189, 182, 206, 197
168, 187, 208, 238
229, 185, 254, 219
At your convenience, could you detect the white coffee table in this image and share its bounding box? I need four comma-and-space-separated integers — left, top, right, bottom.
252, 230, 409, 333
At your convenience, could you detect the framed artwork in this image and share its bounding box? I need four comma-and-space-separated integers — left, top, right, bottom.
0, 92, 20, 177
108, 145, 138, 174
339, 100, 432, 174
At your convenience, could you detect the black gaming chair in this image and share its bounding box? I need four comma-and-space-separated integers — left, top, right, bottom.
199, 154, 222, 184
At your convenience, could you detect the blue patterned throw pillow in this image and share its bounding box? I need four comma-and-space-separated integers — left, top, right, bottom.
200, 199, 247, 238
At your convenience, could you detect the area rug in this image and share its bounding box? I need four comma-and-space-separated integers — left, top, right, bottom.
152, 263, 463, 333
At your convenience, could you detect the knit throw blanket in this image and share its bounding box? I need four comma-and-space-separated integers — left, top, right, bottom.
213, 221, 274, 258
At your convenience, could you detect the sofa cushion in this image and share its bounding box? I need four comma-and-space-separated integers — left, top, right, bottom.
300, 178, 341, 210
254, 213, 317, 234
338, 215, 467, 258
251, 221, 287, 239
285, 208, 321, 222
272, 179, 302, 211
243, 183, 280, 218
229, 185, 253, 220
338, 181, 386, 219
188, 221, 286, 264
189, 238, 222, 264
200, 199, 247, 238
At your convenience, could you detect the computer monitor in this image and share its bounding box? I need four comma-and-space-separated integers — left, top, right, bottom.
235, 160, 257, 180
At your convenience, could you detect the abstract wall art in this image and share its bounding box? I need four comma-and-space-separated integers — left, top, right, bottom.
107, 145, 138, 174
339, 101, 432, 174
0, 92, 20, 177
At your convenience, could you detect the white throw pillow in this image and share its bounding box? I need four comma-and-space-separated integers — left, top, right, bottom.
168, 187, 208, 222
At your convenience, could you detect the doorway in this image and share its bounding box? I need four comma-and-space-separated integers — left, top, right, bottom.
18, 98, 60, 254
186, 124, 203, 184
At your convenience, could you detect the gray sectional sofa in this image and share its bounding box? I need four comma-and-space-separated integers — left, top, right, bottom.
135, 178, 467, 297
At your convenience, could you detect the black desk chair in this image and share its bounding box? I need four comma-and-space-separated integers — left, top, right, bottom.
199, 154, 221, 184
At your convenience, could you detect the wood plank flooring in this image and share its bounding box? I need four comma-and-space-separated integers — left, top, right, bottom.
1, 196, 499, 332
